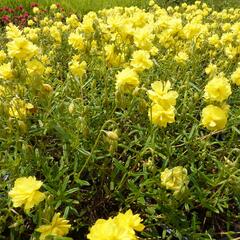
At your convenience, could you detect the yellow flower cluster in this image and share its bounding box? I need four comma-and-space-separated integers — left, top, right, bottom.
231, 66, 240, 86
148, 81, 178, 127
69, 58, 87, 78
87, 209, 144, 240
115, 50, 153, 94
3, 0, 240, 238
201, 73, 231, 131
8, 176, 71, 240
8, 98, 34, 119
1, 0, 240, 132
0, 62, 13, 80
116, 68, 139, 93
104, 44, 125, 67
8, 176, 144, 240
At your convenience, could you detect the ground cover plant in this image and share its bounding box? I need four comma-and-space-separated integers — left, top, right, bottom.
1, 0, 240, 239
1, 0, 240, 15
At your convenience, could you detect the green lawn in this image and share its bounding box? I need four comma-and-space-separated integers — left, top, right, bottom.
0, 0, 240, 14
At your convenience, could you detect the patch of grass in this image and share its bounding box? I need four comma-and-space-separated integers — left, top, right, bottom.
0, 0, 148, 14
0, 0, 240, 14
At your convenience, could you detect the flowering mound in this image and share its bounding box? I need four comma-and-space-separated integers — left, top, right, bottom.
1, 1, 240, 239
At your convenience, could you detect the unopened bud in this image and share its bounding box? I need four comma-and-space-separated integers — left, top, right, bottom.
68, 102, 75, 114
105, 130, 119, 141
139, 99, 148, 111
18, 120, 27, 133
193, 92, 199, 101
42, 83, 53, 93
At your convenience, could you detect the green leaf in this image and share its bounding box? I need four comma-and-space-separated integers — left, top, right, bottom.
75, 179, 90, 186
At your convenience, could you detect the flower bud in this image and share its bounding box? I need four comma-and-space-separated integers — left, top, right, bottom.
33, 7, 40, 14
42, 83, 53, 93
105, 130, 119, 141
18, 120, 27, 133
68, 102, 75, 114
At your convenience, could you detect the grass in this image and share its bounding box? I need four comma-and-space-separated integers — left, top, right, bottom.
0, 0, 240, 14
1, 0, 148, 14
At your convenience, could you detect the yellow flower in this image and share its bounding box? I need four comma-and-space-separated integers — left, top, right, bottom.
225, 45, 237, 59
161, 166, 189, 194
8, 176, 45, 211
6, 23, 22, 39
0, 62, 13, 80
150, 46, 158, 56
174, 51, 189, 64
26, 31, 38, 42
7, 37, 39, 60
133, 26, 154, 50
42, 26, 50, 34
49, 26, 61, 43
33, 7, 40, 14
148, 81, 178, 109
149, 104, 176, 127
26, 59, 45, 77
149, 0, 155, 6
201, 104, 229, 131
90, 40, 97, 53
66, 14, 80, 28
231, 67, 240, 86
40, 55, 50, 65
208, 34, 221, 48
50, 4, 58, 10
68, 32, 85, 50
87, 218, 136, 240
81, 15, 95, 33
205, 63, 217, 77
36, 213, 71, 240
204, 75, 231, 102
104, 44, 124, 67
69, 60, 87, 78
28, 20, 34, 26
55, 12, 63, 19
8, 98, 34, 119
0, 50, 7, 63
0, 85, 6, 96
182, 23, 202, 40
130, 50, 153, 72
114, 210, 145, 232
45, 67, 53, 75
116, 68, 139, 93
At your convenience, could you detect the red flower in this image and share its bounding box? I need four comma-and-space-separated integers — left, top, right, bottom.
7, 8, 15, 14
16, 5, 24, 11
1, 15, 10, 23
30, 2, 39, 8
23, 12, 29, 18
